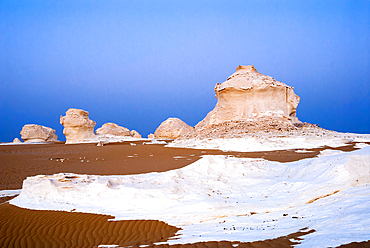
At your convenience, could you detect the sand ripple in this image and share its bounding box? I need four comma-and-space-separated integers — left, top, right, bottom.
0, 203, 180, 247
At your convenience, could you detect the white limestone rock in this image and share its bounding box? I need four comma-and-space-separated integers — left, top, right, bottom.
60, 108, 96, 144
95, 123, 143, 139
154, 118, 193, 139
20, 124, 58, 143
196, 65, 301, 129
148, 133, 155, 139
95, 123, 131, 136
130, 130, 142, 138
13, 138, 22, 143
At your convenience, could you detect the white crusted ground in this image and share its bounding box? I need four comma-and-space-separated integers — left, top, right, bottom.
168, 133, 370, 152
10, 146, 370, 247
0, 189, 22, 197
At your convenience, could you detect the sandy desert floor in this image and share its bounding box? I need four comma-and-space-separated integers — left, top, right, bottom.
0, 141, 369, 247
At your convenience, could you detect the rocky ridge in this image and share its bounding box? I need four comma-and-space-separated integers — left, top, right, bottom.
179, 117, 327, 140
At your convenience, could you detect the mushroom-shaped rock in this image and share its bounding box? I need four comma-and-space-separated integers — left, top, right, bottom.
60, 108, 96, 144
20, 124, 58, 143
196, 65, 301, 129
95, 123, 132, 136
130, 130, 142, 138
154, 118, 193, 139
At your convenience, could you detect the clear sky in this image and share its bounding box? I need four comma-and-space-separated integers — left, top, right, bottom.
1, 0, 369, 142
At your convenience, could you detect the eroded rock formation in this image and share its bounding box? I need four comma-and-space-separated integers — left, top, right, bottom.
96, 123, 132, 136
95, 123, 143, 138
20, 124, 58, 143
154, 118, 193, 139
131, 130, 142, 138
196, 65, 301, 129
13, 138, 22, 143
148, 134, 155, 139
60, 108, 96, 144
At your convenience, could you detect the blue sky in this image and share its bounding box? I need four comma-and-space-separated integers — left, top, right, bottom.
1, 0, 369, 142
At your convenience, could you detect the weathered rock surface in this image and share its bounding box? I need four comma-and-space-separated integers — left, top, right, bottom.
20, 124, 58, 143
181, 117, 321, 140
196, 65, 301, 129
154, 118, 193, 139
148, 134, 155, 139
131, 130, 142, 138
95, 123, 143, 139
95, 123, 132, 136
60, 108, 96, 144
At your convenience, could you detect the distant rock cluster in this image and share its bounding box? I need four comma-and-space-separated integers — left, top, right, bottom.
13, 65, 320, 143
15, 109, 143, 144
155, 65, 308, 140
59, 109, 143, 144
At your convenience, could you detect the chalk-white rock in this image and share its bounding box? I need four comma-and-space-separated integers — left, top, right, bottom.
154, 118, 193, 139
196, 65, 301, 129
60, 108, 96, 144
95, 123, 131, 136
20, 124, 58, 143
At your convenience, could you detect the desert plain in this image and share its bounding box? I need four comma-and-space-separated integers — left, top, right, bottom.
1, 139, 370, 248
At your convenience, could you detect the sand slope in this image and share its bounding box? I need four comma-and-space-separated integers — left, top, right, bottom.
0, 203, 180, 247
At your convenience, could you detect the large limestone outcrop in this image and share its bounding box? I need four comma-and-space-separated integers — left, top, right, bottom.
196, 65, 301, 129
96, 123, 132, 136
60, 108, 96, 144
20, 124, 58, 143
154, 118, 193, 139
